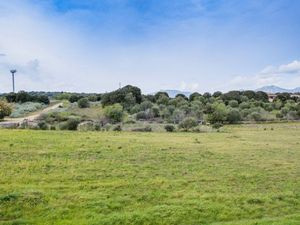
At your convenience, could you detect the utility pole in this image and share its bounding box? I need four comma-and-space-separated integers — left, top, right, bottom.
10, 70, 17, 93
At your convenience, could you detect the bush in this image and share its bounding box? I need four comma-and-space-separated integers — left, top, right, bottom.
78, 98, 90, 108
37, 95, 50, 104
113, 125, 122, 131
227, 109, 241, 124
104, 103, 124, 123
10, 102, 44, 118
136, 109, 154, 120
178, 117, 198, 131
164, 124, 175, 132
207, 102, 228, 124
228, 100, 239, 108
248, 112, 262, 121
132, 126, 152, 132
0, 101, 12, 119
212, 122, 223, 129
38, 121, 48, 130
77, 121, 96, 131
60, 118, 80, 130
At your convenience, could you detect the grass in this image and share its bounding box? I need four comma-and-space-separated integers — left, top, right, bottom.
0, 123, 299, 225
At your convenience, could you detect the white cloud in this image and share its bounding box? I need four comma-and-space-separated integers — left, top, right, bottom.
260, 60, 300, 75
227, 60, 300, 90
179, 81, 199, 91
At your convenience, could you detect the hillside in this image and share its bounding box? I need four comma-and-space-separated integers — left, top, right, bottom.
256, 85, 300, 93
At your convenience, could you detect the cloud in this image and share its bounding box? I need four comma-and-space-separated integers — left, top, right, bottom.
179, 81, 199, 91
227, 60, 300, 90
261, 60, 300, 75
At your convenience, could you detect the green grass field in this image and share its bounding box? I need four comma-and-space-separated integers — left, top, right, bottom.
0, 123, 300, 225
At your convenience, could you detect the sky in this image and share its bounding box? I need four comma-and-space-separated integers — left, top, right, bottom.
0, 0, 300, 94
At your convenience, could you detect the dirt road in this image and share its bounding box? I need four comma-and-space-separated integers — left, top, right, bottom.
0, 102, 63, 127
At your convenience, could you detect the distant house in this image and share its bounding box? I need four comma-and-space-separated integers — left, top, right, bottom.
268, 93, 277, 102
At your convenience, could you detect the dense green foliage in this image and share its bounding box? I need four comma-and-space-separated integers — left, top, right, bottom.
77, 98, 90, 108
2, 86, 300, 131
0, 124, 299, 224
5, 91, 50, 104
101, 85, 142, 107
103, 103, 124, 123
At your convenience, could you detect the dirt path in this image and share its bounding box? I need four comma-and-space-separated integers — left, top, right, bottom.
1, 102, 63, 125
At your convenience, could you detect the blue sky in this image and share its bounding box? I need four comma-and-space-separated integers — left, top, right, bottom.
0, 0, 300, 93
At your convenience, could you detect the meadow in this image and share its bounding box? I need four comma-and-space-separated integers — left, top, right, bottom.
0, 123, 299, 225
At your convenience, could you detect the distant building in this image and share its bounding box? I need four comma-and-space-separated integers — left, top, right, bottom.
267, 93, 277, 102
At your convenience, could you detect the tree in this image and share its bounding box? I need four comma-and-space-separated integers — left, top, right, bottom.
255, 91, 268, 102
227, 109, 241, 124
248, 112, 262, 121
0, 101, 12, 119
16, 91, 31, 103
102, 85, 142, 106
154, 92, 169, 100
228, 100, 239, 108
172, 109, 185, 124
207, 102, 229, 124
275, 93, 291, 103
37, 95, 50, 105
212, 91, 222, 98
78, 98, 90, 108
221, 91, 241, 103
189, 92, 201, 101
123, 93, 136, 110
242, 90, 256, 100
69, 94, 80, 103
203, 92, 211, 99
178, 117, 198, 131
5, 93, 17, 103
175, 94, 188, 101
104, 103, 124, 123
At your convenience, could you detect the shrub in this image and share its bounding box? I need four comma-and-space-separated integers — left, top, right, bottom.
113, 125, 122, 131
69, 94, 84, 103
10, 102, 44, 118
207, 102, 228, 124
132, 126, 152, 132
38, 121, 48, 130
0, 101, 12, 119
227, 109, 241, 124
228, 100, 239, 108
136, 109, 154, 120
77, 121, 96, 131
248, 112, 262, 121
60, 118, 80, 130
78, 98, 90, 108
104, 103, 124, 123
37, 95, 50, 104
212, 122, 223, 129
164, 124, 175, 132
178, 117, 198, 131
